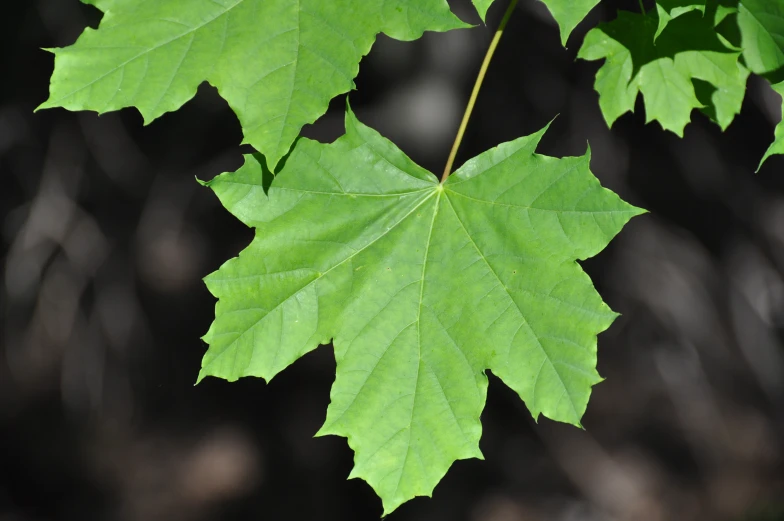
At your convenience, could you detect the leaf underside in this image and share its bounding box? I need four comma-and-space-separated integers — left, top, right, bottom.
579, 0, 784, 168
578, 8, 749, 136
200, 107, 643, 513
39, 0, 467, 169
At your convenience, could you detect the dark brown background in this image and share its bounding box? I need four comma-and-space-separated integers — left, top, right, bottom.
1, 0, 783, 520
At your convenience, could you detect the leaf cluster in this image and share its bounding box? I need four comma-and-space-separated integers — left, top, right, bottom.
39, 0, 783, 514
577, 0, 784, 169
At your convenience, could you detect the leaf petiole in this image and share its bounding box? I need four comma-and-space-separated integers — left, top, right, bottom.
441, 0, 518, 182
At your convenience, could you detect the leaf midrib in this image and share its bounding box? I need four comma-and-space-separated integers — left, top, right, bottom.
390, 188, 442, 499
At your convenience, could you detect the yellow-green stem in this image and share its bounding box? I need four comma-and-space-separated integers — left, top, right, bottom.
638, 0, 646, 14
441, 0, 518, 182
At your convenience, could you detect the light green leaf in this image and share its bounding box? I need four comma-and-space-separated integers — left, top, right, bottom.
200, 107, 643, 513
759, 80, 784, 169
655, 0, 706, 40
737, 0, 784, 74
578, 9, 748, 135
39, 0, 467, 169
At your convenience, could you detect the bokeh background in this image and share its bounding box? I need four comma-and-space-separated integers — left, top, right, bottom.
2, 0, 783, 520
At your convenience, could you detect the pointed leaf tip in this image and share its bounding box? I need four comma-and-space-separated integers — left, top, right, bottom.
472, 0, 495, 21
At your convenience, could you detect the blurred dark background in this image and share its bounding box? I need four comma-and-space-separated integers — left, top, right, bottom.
2, 0, 783, 520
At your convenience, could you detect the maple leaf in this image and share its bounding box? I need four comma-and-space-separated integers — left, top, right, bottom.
578, 9, 749, 136
737, 0, 784, 74
471, 0, 600, 45
199, 107, 644, 513
38, 0, 467, 169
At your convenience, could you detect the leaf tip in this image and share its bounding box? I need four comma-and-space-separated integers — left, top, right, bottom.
558, 30, 570, 49
381, 496, 408, 517
756, 147, 778, 173
141, 113, 156, 127
529, 117, 557, 150
472, 0, 492, 23
33, 100, 51, 114
313, 425, 332, 439
195, 369, 208, 385
601, 109, 624, 131
657, 117, 688, 138
634, 205, 650, 217
344, 98, 360, 129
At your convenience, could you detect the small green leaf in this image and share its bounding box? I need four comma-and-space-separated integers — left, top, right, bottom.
578, 9, 748, 135
737, 0, 784, 74
201, 107, 643, 513
39, 0, 467, 169
759, 80, 784, 169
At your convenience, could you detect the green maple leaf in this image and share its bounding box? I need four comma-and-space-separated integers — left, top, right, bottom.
471, 0, 600, 45
655, 0, 707, 40
737, 0, 784, 74
578, 9, 749, 136
38, 0, 466, 169
199, 107, 643, 513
